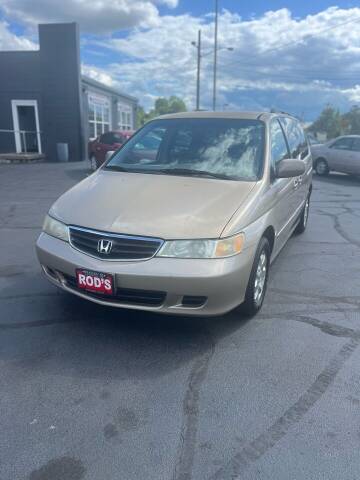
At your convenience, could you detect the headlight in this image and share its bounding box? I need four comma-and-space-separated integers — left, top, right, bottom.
157, 233, 245, 259
43, 215, 69, 242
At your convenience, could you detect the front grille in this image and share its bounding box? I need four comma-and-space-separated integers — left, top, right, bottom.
62, 273, 166, 307
69, 226, 163, 261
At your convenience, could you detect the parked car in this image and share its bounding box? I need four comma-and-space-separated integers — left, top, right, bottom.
37, 111, 312, 317
311, 135, 360, 176
88, 130, 134, 170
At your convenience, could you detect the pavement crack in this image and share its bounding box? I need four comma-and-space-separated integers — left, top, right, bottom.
268, 287, 360, 307
292, 315, 360, 339
172, 335, 215, 480
209, 338, 359, 480
0, 292, 60, 301
317, 208, 360, 249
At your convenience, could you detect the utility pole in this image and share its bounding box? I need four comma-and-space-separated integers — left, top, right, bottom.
212, 0, 218, 111
195, 30, 201, 111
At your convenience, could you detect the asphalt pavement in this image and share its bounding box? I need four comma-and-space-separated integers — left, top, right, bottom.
1, 162, 360, 480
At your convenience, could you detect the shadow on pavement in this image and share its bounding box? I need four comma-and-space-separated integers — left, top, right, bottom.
0, 281, 251, 383
314, 172, 360, 187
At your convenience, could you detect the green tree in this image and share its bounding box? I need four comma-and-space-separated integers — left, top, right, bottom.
342, 106, 360, 135
137, 96, 187, 127
136, 105, 147, 128
309, 105, 342, 139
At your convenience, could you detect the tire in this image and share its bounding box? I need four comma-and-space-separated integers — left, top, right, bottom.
89, 155, 97, 171
240, 237, 270, 317
314, 158, 329, 176
294, 194, 310, 234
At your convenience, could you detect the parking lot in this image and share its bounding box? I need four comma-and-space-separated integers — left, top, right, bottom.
1, 162, 360, 480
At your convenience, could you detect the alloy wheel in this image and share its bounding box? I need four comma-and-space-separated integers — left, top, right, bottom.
253, 250, 268, 306
90, 156, 97, 171
303, 197, 310, 228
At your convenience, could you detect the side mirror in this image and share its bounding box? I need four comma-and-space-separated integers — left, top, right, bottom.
105, 151, 115, 163
276, 159, 305, 178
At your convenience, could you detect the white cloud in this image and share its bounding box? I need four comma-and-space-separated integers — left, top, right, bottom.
153, 0, 179, 7
81, 64, 114, 87
1, 3, 360, 119
0, 0, 178, 34
90, 6, 360, 117
0, 21, 37, 50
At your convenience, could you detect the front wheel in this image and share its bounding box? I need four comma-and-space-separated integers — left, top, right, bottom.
294, 194, 310, 234
89, 155, 97, 171
240, 237, 270, 317
314, 158, 329, 176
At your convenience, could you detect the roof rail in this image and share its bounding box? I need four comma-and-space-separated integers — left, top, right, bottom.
270, 108, 292, 115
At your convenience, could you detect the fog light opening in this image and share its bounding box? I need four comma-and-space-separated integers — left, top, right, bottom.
181, 295, 207, 308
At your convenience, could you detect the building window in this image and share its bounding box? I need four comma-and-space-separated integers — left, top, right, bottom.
88, 93, 111, 139
118, 103, 132, 130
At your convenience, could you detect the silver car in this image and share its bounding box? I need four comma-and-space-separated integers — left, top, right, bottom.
36, 112, 312, 317
312, 135, 360, 176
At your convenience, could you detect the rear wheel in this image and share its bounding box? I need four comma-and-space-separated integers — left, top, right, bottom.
90, 155, 97, 171
294, 194, 310, 234
315, 158, 329, 176
240, 237, 270, 317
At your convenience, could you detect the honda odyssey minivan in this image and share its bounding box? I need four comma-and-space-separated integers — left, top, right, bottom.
36, 111, 312, 316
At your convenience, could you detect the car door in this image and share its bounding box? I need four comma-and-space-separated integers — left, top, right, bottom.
348, 137, 360, 175
269, 118, 297, 251
95, 133, 118, 165
280, 117, 311, 212
327, 137, 354, 173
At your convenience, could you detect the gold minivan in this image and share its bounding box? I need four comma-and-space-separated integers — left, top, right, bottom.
36, 112, 312, 316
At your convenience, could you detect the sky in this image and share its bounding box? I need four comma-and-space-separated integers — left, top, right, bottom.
0, 0, 360, 120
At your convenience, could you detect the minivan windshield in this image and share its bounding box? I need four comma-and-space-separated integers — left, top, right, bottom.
105, 118, 265, 181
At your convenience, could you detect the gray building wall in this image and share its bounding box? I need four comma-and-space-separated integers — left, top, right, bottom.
0, 22, 138, 161
82, 77, 137, 130
0, 52, 41, 152
39, 23, 83, 161
0, 23, 83, 160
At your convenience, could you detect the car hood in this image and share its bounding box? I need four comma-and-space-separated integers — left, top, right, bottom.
50, 170, 256, 239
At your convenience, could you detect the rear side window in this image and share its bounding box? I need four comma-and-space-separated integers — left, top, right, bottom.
99, 132, 113, 144
351, 138, 360, 152
270, 119, 289, 173
330, 137, 353, 150
280, 117, 309, 159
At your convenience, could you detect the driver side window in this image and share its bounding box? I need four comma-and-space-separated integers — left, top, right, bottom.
270, 119, 289, 178
100, 133, 114, 145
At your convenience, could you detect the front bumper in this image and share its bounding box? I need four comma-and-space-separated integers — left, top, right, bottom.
36, 233, 256, 316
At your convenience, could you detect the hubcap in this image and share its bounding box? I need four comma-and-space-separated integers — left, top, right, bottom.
90, 157, 97, 171
316, 161, 326, 175
303, 197, 309, 227
254, 251, 267, 306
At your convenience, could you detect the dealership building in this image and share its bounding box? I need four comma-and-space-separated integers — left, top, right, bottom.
0, 23, 138, 161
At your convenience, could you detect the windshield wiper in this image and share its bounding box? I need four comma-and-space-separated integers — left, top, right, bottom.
105, 165, 131, 172
105, 165, 237, 180
155, 168, 232, 180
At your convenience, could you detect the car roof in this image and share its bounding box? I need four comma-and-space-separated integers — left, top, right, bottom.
156, 111, 286, 121
338, 135, 360, 138
103, 130, 133, 135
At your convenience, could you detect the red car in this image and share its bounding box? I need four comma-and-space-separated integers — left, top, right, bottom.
88, 130, 134, 170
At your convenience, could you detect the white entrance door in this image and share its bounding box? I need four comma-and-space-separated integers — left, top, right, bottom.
11, 100, 42, 154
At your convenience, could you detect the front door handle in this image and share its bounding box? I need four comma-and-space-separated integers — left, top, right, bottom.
294, 176, 303, 189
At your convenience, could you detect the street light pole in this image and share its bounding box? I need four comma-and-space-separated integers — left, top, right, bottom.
196, 30, 201, 111
212, 0, 218, 111
192, 29, 202, 111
